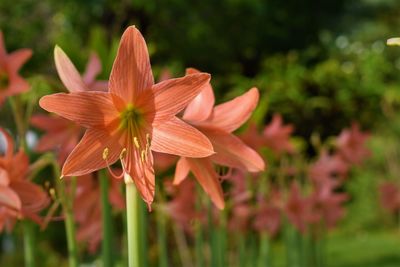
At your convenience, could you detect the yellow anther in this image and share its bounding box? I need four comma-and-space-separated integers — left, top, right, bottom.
103, 148, 109, 160
49, 188, 56, 199
146, 133, 151, 145
134, 137, 140, 149
141, 150, 146, 163
120, 148, 127, 159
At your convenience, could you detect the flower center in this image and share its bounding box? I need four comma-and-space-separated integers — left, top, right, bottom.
0, 70, 9, 90
119, 104, 143, 131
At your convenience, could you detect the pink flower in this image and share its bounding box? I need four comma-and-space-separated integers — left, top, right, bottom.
337, 123, 371, 165
263, 114, 295, 155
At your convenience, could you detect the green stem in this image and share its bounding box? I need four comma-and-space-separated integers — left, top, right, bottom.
258, 232, 270, 267
9, 96, 26, 149
139, 200, 149, 267
155, 187, 168, 267
23, 221, 35, 267
125, 176, 140, 267
99, 170, 113, 267
52, 162, 78, 267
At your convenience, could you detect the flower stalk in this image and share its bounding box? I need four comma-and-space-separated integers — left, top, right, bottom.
23, 221, 35, 267
99, 170, 114, 267
125, 173, 140, 267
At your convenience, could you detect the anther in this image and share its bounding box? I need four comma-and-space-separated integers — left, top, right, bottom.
134, 137, 140, 149
120, 148, 127, 159
146, 133, 151, 145
103, 148, 109, 160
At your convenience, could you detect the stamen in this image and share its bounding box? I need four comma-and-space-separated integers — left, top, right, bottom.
146, 133, 151, 145
134, 137, 140, 149
102, 147, 124, 179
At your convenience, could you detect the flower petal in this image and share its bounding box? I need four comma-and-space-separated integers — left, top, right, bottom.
206, 87, 259, 133
182, 68, 215, 122
186, 158, 225, 209
83, 52, 102, 85
0, 185, 21, 211
11, 181, 49, 212
173, 157, 190, 185
7, 49, 32, 72
62, 128, 123, 177
202, 127, 265, 172
54, 46, 89, 92
151, 117, 214, 158
109, 26, 154, 102
140, 73, 211, 125
39, 91, 119, 129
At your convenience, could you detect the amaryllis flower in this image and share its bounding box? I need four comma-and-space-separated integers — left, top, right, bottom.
253, 189, 282, 237
379, 181, 400, 214
31, 50, 107, 164
308, 179, 348, 229
39, 26, 213, 207
164, 178, 201, 232
308, 150, 349, 184
285, 181, 310, 233
74, 173, 124, 253
0, 128, 49, 232
174, 68, 265, 209
263, 114, 295, 155
336, 123, 371, 165
0, 31, 32, 105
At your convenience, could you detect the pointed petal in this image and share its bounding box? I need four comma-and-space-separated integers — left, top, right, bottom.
11, 181, 49, 212
206, 87, 259, 133
173, 157, 190, 185
0, 185, 21, 211
90, 81, 108, 92
62, 128, 123, 177
109, 26, 154, 102
151, 117, 214, 158
39, 92, 119, 128
54, 46, 89, 92
186, 158, 225, 209
182, 68, 215, 122
7, 49, 32, 71
83, 52, 102, 84
140, 73, 211, 125
202, 128, 265, 172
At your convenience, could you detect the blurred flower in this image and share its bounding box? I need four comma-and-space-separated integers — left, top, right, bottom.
0, 31, 32, 105
175, 68, 264, 209
308, 179, 348, 229
336, 123, 370, 165
379, 181, 400, 214
74, 173, 124, 253
387, 37, 400, 46
308, 150, 349, 184
39, 26, 213, 208
227, 171, 253, 231
253, 188, 282, 237
0, 128, 49, 232
285, 181, 310, 233
31, 50, 108, 164
164, 178, 201, 232
263, 114, 295, 155
239, 123, 266, 151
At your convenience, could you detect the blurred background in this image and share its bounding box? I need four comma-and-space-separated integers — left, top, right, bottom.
2, 0, 400, 266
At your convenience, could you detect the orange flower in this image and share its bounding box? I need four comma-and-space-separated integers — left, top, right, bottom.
0, 31, 32, 105
39, 26, 213, 207
174, 68, 265, 209
0, 129, 49, 232
31, 51, 107, 164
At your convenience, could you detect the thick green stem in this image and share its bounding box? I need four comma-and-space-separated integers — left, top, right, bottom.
99, 170, 113, 267
52, 162, 78, 267
23, 221, 35, 267
125, 175, 140, 267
